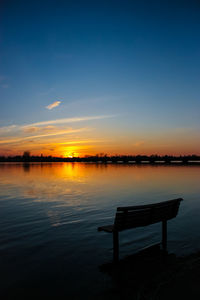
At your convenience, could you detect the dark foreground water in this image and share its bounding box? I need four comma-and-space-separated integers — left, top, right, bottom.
0, 163, 200, 298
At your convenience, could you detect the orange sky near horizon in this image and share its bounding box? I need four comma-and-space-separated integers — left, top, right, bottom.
0, 115, 199, 157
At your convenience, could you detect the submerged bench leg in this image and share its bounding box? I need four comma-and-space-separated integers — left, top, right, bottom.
113, 230, 119, 263
162, 220, 167, 252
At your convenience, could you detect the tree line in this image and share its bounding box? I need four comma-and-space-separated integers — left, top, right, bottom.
0, 152, 200, 164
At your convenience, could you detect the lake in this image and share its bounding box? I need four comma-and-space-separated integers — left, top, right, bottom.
0, 162, 200, 299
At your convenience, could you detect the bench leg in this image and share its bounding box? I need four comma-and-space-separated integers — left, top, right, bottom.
162, 220, 167, 252
113, 230, 119, 263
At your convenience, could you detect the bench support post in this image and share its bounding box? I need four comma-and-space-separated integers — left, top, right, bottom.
162, 220, 167, 252
113, 230, 119, 263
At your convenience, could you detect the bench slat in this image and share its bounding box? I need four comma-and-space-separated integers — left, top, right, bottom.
117, 198, 183, 212
114, 198, 182, 231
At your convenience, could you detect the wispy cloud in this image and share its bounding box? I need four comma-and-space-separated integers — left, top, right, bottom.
23, 114, 116, 128
0, 114, 117, 154
0, 128, 89, 145
46, 101, 61, 110
22, 125, 57, 134
0, 125, 17, 134
0, 115, 116, 136
57, 139, 104, 145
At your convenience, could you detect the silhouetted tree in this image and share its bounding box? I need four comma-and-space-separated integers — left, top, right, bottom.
23, 151, 31, 161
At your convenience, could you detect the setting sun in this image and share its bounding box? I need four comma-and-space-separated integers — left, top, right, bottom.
64, 152, 76, 158
62, 147, 79, 158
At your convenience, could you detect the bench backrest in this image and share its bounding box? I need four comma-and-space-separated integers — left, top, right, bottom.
114, 198, 183, 231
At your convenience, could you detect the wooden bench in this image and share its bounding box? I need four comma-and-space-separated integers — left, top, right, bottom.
98, 198, 183, 262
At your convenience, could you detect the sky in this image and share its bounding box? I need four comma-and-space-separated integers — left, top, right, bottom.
0, 0, 200, 157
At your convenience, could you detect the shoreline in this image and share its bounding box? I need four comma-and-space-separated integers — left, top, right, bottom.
1, 160, 200, 166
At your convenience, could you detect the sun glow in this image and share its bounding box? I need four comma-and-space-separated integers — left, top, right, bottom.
64, 152, 76, 158
59, 144, 96, 158
63, 147, 79, 158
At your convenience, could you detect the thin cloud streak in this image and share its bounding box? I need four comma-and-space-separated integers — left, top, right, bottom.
57, 139, 104, 145
0, 114, 117, 155
0, 125, 17, 134
0, 114, 117, 132
22, 114, 116, 128
0, 128, 89, 145
46, 101, 61, 110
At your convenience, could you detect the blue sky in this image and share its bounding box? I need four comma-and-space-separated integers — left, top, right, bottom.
0, 0, 200, 156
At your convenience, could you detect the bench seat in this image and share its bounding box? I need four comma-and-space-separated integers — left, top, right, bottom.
98, 198, 183, 262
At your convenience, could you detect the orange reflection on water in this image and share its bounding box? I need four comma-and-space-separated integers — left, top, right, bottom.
1, 162, 200, 227
1, 163, 200, 200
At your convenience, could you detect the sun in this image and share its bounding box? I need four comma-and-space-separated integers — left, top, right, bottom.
64, 152, 74, 158
59, 145, 82, 158
64, 150, 79, 158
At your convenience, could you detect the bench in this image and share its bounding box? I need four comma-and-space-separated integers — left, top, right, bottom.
98, 198, 183, 262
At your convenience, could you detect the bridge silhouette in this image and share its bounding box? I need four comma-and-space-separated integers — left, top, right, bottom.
1, 154, 200, 165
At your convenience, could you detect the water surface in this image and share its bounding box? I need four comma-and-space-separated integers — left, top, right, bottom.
0, 163, 200, 298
